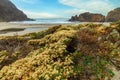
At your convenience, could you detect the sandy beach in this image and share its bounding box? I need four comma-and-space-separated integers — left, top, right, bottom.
0, 22, 73, 36
0, 22, 64, 30
0, 22, 110, 36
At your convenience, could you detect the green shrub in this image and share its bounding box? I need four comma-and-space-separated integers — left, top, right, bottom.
0, 24, 120, 80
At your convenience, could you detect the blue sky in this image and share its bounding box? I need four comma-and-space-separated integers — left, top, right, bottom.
10, 0, 120, 18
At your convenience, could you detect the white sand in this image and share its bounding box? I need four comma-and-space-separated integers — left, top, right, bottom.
0, 22, 110, 36
0, 22, 61, 30
0, 22, 71, 36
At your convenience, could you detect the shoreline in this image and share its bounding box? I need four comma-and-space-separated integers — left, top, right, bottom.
0, 22, 110, 36
0, 22, 76, 36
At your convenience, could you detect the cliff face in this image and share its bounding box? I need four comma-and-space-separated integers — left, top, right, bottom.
69, 12, 105, 22
0, 0, 31, 21
106, 8, 120, 22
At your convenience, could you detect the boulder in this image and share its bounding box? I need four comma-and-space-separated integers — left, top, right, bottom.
0, 0, 32, 22
69, 12, 105, 22
106, 8, 120, 22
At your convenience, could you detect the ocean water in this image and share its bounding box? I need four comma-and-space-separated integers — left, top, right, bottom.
10, 18, 109, 25
0, 18, 74, 36
1, 18, 109, 36
10, 18, 73, 24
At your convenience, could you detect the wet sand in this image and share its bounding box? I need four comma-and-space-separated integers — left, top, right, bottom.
0, 22, 110, 36
0, 28, 25, 34
0, 22, 63, 30
0, 22, 71, 36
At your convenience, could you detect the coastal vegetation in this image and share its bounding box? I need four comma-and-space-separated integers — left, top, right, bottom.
0, 21, 120, 80
0, 28, 25, 34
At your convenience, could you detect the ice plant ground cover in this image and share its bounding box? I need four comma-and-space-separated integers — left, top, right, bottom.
0, 22, 120, 80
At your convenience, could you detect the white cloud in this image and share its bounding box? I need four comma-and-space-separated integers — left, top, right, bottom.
65, 9, 88, 15
59, 0, 114, 15
23, 10, 61, 18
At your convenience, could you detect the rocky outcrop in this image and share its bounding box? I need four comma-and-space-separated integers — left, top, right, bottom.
0, 0, 32, 22
106, 8, 120, 22
69, 12, 105, 22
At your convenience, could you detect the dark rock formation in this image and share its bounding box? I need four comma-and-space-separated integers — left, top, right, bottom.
69, 12, 105, 22
69, 15, 78, 21
0, 0, 32, 21
106, 8, 120, 22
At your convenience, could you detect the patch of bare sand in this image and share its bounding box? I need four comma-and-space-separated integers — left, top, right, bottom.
0, 22, 70, 36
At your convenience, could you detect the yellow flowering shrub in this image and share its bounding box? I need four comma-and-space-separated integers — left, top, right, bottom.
0, 51, 8, 63
0, 26, 76, 80
0, 23, 120, 80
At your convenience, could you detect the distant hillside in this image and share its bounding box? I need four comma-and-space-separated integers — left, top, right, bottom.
0, 0, 31, 21
106, 7, 120, 22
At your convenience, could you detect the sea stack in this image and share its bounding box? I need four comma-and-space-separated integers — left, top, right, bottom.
106, 7, 120, 22
69, 12, 105, 22
0, 0, 32, 22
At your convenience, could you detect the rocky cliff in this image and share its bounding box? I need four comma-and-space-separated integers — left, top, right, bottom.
0, 0, 31, 21
69, 12, 105, 22
106, 8, 120, 22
